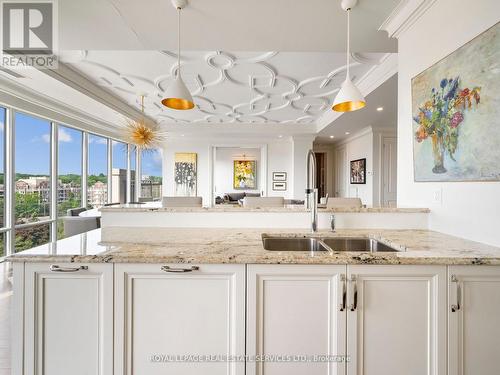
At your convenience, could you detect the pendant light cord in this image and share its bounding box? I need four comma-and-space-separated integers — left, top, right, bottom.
346, 8, 350, 79
177, 7, 181, 78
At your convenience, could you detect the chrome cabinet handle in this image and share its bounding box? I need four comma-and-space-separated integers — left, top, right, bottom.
339, 274, 347, 311
349, 275, 358, 312
451, 275, 461, 312
161, 265, 200, 273
50, 265, 88, 272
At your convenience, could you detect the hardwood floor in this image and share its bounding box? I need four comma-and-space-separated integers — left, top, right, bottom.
0, 263, 11, 375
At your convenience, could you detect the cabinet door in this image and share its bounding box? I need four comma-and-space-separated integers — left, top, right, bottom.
347, 265, 446, 375
114, 263, 245, 375
448, 266, 500, 375
247, 264, 347, 375
24, 263, 113, 375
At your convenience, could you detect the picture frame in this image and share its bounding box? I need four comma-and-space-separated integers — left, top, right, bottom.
350, 158, 366, 184
272, 172, 287, 181
174, 153, 197, 196
272, 181, 287, 191
411, 23, 500, 182
233, 160, 257, 190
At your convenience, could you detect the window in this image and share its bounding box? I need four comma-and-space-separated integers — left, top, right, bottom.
87, 134, 108, 208
14, 112, 52, 251
130, 146, 136, 202
141, 149, 162, 199
0, 108, 5, 256
57, 125, 83, 238
111, 140, 127, 204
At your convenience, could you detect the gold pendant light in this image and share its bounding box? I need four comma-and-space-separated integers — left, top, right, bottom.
125, 95, 168, 149
332, 0, 366, 112
161, 0, 195, 110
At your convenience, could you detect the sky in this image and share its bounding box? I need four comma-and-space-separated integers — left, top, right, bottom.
10, 111, 162, 177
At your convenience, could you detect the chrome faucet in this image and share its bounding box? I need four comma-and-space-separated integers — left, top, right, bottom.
306, 150, 318, 232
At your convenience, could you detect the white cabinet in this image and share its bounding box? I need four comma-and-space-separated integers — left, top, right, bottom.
23, 263, 113, 375
247, 264, 347, 375
114, 263, 245, 375
448, 266, 500, 375
347, 265, 447, 375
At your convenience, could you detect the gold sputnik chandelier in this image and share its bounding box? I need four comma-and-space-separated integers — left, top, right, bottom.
124, 95, 167, 150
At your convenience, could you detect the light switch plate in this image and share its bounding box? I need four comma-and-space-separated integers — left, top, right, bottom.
433, 188, 443, 204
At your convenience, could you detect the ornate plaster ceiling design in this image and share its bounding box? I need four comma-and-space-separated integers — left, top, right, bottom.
60, 50, 389, 125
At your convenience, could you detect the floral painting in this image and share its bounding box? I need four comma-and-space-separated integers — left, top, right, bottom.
412, 22, 500, 181
233, 160, 257, 190
174, 153, 197, 196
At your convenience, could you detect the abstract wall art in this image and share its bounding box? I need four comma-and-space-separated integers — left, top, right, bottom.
350, 158, 366, 184
174, 153, 197, 196
412, 22, 500, 182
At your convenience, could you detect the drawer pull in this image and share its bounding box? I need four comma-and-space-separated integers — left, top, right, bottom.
451, 275, 461, 312
161, 265, 200, 273
349, 275, 358, 312
339, 274, 347, 311
50, 265, 88, 272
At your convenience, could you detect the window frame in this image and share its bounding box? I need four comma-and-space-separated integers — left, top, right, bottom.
0, 103, 143, 258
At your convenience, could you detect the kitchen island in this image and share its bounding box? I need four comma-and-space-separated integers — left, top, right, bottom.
8, 227, 500, 375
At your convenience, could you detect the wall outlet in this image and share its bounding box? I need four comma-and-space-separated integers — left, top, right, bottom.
433, 188, 443, 204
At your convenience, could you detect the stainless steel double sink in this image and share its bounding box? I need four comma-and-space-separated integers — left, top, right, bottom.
262, 236, 399, 252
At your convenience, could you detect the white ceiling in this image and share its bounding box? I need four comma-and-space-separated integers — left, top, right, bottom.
60, 50, 391, 126
316, 73, 397, 143
58, 0, 399, 52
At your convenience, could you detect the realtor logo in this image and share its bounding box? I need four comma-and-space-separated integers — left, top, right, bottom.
0, 1, 58, 69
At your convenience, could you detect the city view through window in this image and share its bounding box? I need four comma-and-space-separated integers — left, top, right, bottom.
0, 108, 163, 256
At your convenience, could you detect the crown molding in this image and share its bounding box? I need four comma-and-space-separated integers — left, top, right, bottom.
0, 74, 124, 139
333, 126, 373, 148
315, 53, 398, 133
379, 0, 438, 39
41, 62, 157, 125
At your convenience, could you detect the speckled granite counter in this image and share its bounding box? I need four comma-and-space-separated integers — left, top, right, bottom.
7, 227, 500, 265
100, 204, 430, 213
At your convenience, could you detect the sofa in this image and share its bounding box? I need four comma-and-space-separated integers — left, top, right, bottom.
217, 192, 261, 205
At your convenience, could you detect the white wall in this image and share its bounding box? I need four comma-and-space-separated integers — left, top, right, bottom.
162, 135, 304, 206
396, 0, 500, 246
162, 139, 211, 204
214, 147, 261, 196
334, 128, 374, 206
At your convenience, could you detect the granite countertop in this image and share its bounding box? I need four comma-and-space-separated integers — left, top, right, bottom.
7, 227, 500, 265
100, 204, 430, 214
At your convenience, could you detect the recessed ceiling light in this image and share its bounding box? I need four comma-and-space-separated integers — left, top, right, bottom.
181, 134, 185, 137
345, 132, 350, 135
330, 135, 335, 139
377, 107, 384, 111
278, 135, 283, 138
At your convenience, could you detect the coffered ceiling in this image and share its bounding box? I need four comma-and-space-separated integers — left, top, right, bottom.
60, 50, 391, 126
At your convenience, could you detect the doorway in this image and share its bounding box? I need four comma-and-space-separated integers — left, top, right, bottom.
314, 152, 326, 201
334, 146, 347, 197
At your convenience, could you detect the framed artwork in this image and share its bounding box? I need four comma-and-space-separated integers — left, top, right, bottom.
350, 158, 366, 184
412, 22, 500, 182
272, 181, 287, 191
174, 153, 197, 196
233, 160, 257, 190
273, 172, 287, 181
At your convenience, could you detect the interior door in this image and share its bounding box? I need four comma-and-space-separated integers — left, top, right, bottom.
247, 264, 347, 375
335, 147, 347, 197
382, 137, 397, 207
347, 265, 446, 375
448, 266, 500, 375
315, 152, 326, 200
